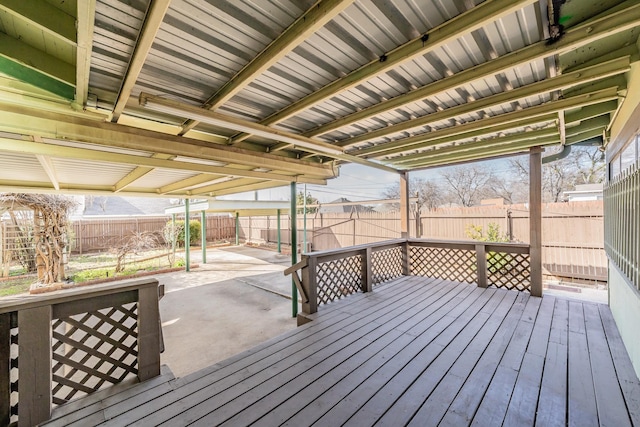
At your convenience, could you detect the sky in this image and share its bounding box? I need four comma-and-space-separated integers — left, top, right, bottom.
224, 155, 528, 204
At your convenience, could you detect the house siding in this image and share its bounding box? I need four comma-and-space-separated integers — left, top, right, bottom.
609, 263, 640, 378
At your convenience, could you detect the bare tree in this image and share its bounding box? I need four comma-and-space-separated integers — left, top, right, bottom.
506, 147, 604, 203
440, 166, 494, 207
573, 147, 605, 184
382, 177, 443, 212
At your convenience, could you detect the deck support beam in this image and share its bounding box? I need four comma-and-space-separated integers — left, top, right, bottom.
400, 172, 410, 238
529, 147, 543, 297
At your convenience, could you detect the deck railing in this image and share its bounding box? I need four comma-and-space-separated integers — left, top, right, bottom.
286, 238, 531, 322
0, 278, 163, 427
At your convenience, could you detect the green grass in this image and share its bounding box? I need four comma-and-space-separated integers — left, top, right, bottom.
0, 277, 33, 296
0, 249, 183, 297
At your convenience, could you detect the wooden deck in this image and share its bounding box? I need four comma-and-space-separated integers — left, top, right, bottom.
42, 276, 640, 426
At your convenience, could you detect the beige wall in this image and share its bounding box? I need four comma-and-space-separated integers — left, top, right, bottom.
606, 53, 640, 377
609, 263, 640, 378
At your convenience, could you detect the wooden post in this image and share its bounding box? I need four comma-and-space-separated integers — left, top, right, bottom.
0, 313, 10, 426
400, 171, 410, 238
530, 147, 543, 297
18, 306, 52, 427
362, 247, 373, 292
475, 244, 488, 288
301, 256, 318, 315
402, 241, 410, 276
137, 284, 161, 381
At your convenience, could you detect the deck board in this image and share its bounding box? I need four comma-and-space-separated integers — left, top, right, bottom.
40, 276, 640, 427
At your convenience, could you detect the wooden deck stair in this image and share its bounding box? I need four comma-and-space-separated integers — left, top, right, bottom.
40, 276, 640, 426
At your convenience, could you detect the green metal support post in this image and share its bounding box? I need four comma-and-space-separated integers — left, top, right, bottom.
201, 211, 207, 264
290, 182, 298, 318
185, 199, 190, 272
277, 209, 281, 253
171, 213, 176, 265
235, 212, 240, 245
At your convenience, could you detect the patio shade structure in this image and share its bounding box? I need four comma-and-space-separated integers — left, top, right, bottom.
164, 199, 291, 268
1, 2, 640, 425
0, 0, 633, 197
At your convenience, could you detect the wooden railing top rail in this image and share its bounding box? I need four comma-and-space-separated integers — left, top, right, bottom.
301, 238, 405, 259
299, 238, 530, 261
0, 277, 159, 315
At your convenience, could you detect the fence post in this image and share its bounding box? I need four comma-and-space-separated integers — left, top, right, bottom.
475, 244, 488, 288
362, 247, 372, 292
301, 256, 317, 315
0, 313, 10, 426
18, 306, 52, 427
402, 240, 410, 276
137, 284, 161, 382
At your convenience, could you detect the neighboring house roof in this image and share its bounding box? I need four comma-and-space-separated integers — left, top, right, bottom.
319, 198, 374, 214
82, 196, 175, 216
563, 183, 604, 202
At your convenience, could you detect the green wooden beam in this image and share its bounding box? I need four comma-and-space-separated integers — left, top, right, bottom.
340, 57, 629, 148
0, 36, 74, 99
0, 0, 76, 44
391, 114, 611, 166
402, 126, 604, 169
353, 87, 619, 158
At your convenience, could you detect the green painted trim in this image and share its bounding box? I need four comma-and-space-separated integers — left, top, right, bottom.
0, 55, 74, 99
201, 211, 207, 264
235, 212, 240, 246
291, 182, 298, 318
185, 199, 190, 272
277, 209, 282, 253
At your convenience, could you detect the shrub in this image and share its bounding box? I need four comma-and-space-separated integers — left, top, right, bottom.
465, 223, 511, 274
165, 220, 200, 246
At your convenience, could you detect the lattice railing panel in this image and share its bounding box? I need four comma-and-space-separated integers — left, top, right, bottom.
51, 302, 138, 406
9, 315, 18, 426
372, 246, 403, 285
410, 246, 476, 283
487, 251, 531, 292
316, 255, 362, 305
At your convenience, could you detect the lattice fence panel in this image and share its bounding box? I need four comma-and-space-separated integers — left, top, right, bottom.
487, 251, 531, 292
372, 246, 403, 285
410, 246, 476, 283
316, 255, 362, 305
51, 302, 138, 406
9, 314, 18, 425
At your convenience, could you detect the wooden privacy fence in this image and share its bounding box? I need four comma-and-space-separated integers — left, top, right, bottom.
0, 278, 162, 427
239, 201, 605, 283
71, 215, 235, 254
286, 238, 532, 325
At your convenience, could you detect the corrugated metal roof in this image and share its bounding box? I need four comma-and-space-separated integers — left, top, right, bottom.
0, 0, 636, 197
